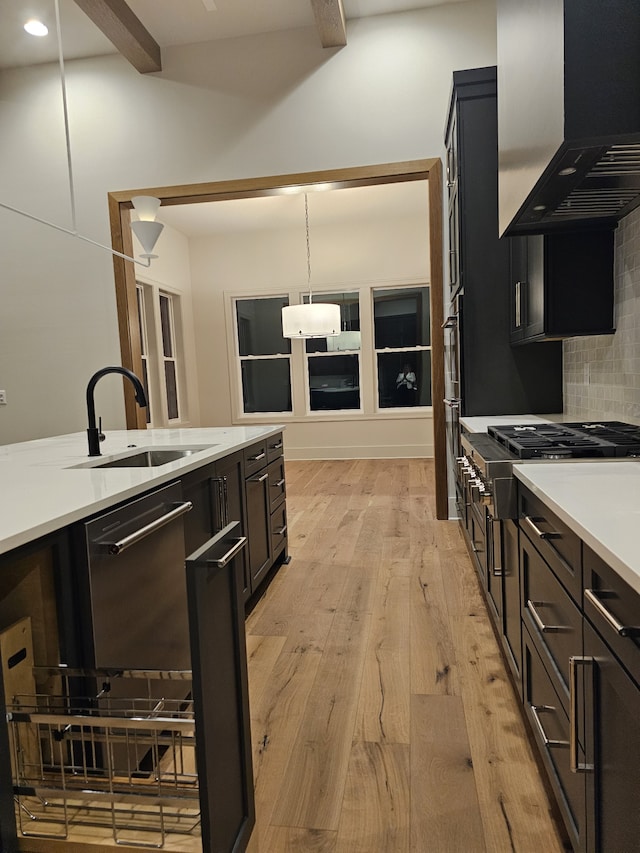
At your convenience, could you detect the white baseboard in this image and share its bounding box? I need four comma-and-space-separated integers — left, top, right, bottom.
285, 444, 433, 460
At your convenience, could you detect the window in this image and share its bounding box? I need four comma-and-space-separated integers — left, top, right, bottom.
235, 297, 292, 413
135, 284, 152, 424
136, 283, 186, 426
304, 292, 361, 411
159, 292, 181, 421
373, 286, 431, 408
230, 283, 431, 420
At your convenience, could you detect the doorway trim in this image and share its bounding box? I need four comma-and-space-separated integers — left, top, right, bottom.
107, 159, 447, 518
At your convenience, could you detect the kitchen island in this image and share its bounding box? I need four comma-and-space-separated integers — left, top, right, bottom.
0, 425, 286, 853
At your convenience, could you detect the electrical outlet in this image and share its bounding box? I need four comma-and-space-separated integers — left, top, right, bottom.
0, 390, 6, 405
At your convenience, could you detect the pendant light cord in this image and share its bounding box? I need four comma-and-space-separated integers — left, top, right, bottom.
305, 193, 313, 304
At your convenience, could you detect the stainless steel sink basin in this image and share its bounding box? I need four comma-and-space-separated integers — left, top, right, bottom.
73, 445, 216, 469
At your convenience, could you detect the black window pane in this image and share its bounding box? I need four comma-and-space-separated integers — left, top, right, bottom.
164, 361, 179, 419
241, 359, 292, 413
308, 355, 360, 411
304, 292, 360, 354
159, 294, 173, 358
377, 351, 431, 408
373, 287, 430, 349
237, 298, 291, 356
136, 287, 146, 356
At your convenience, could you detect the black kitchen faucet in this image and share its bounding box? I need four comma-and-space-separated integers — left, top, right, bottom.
86, 366, 147, 456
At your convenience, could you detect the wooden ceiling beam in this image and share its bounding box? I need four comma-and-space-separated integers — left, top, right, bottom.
73, 0, 162, 74
310, 0, 347, 48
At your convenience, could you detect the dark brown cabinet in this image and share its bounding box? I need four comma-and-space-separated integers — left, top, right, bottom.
444, 67, 563, 428
509, 485, 640, 853
181, 451, 250, 601
243, 433, 288, 597
510, 231, 615, 344
583, 546, 640, 853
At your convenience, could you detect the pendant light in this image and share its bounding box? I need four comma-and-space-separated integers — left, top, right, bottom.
282, 193, 341, 339
130, 196, 164, 259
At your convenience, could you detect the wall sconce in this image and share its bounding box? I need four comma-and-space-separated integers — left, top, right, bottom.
282, 193, 341, 339
130, 196, 164, 259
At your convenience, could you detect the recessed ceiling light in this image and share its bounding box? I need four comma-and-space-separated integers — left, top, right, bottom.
24, 19, 48, 37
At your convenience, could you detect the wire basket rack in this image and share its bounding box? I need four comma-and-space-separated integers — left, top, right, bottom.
7, 665, 202, 850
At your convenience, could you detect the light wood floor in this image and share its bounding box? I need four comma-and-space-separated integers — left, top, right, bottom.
245, 459, 568, 853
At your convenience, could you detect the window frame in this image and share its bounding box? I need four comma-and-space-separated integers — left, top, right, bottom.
372, 284, 432, 412
231, 294, 294, 418
226, 280, 432, 424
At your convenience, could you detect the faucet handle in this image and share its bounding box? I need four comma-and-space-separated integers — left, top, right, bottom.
98, 416, 105, 442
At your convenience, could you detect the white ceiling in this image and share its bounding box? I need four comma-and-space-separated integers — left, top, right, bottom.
158, 181, 429, 237
0, 0, 473, 70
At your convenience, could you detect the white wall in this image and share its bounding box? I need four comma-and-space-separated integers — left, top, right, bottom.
0, 0, 497, 445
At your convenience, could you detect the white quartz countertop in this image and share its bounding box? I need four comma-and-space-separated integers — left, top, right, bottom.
460, 414, 563, 433
514, 460, 640, 595
0, 427, 283, 556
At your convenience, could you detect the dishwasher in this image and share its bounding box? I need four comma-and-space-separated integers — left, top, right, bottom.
82, 481, 192, 673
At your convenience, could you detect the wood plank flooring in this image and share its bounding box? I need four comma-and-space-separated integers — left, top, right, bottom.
246, 459, 567, 853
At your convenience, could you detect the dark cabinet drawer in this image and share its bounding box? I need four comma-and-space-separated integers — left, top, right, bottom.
583, 545, 640, 686
267, 457, 286, 513
521, 534, 582, 706
523, 629, 585, 853
271, 504, 287, 556
266, 433, 284, 463
519, 485, 581, 602
243, 441, 267, 477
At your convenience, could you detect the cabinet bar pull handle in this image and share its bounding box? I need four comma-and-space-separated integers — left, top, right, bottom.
106, 501, 193, 555
211, 536, 248, 568
493, 566, 503, 577
522, 515, 561, 541
515, 281, 522, 328
248, 473, 268, 483
569, 656, 593, 773
274, 525, 287, 537
271, 478, 285, 488
443, 398, 461, 409
529, 704, 569, 748
584, 589, 640, 637
270, 442, 283, 450
248, 452, 266, 462
527, 600, 569, 634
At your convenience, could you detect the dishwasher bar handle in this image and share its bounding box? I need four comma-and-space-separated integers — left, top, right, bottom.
106, 501, 193, 555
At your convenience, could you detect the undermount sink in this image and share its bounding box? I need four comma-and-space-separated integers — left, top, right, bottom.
73, 445, 216, 469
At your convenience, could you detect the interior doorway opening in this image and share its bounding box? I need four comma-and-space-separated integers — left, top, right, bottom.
107, 160, 446, 517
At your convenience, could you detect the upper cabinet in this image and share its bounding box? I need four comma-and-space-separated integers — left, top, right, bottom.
510, 230, 615, 344
497, 0, 640, 236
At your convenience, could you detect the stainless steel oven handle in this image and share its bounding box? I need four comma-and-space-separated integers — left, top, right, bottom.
211, 536, 248, 568
106, 501, 193, 555
527, 599, 568, 634
570, 656, 594, 773
584, 589, 640, 637
529, 704, 569, 748
522, 514, 561, 540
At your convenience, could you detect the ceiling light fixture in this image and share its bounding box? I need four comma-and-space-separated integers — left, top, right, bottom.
0, 0, 159, 267
282, 193, 341, 339
24, 19, 49, 37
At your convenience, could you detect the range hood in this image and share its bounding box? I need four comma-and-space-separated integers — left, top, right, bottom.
497, 0, 640, 236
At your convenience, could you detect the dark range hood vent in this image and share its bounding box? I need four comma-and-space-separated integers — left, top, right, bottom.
551, 145, 640, 221
497, 0, 640, 235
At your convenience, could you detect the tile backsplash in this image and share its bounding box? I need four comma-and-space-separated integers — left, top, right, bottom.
564, 207, 640, 424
